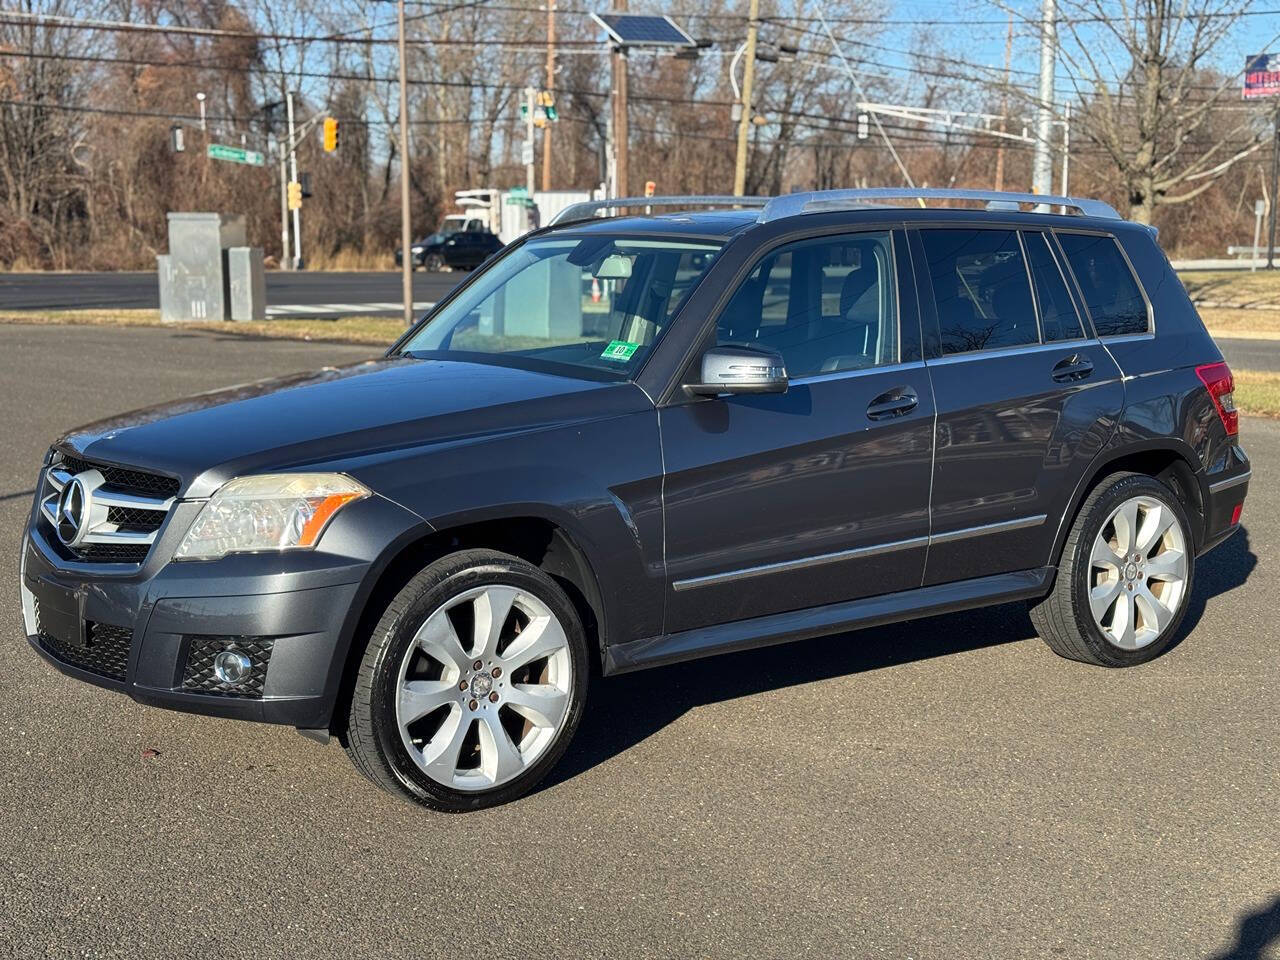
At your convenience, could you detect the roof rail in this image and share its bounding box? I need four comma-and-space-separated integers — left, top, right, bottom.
549, 195, 770, 226
758, 188, 1123, 223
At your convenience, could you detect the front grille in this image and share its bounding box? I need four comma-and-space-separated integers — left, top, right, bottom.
77, 543, 153, 563
181, 636, 275, 699
39, 455, 177, 565
35, 606, 132, 682
58, 455, 180, 498
106, 506, 162, 530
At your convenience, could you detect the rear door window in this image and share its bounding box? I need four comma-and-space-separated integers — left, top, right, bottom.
1057, 232, 1150, 337
919, 229, 1038, 355
1024, 231, 1085, 343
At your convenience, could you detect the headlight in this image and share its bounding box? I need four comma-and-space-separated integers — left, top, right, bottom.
174, 473, 370, 560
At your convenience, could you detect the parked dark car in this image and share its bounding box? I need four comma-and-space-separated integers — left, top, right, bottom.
438, 230, 504, 270
20, 189, 1250, 812
396, 222, 502, 272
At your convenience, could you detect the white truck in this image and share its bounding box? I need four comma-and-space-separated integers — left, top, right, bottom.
455, 188, 595, 245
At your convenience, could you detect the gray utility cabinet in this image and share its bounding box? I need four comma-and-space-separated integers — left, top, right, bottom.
158, 213, 263, 323
227, 246, 266, 322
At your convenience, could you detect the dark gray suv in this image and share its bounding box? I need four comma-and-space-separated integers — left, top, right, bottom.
19, 189, 1251, 811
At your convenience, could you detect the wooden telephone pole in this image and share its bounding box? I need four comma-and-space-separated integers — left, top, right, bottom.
542, 0, 556, 192
732, 0, 760, 197
610, 0, 629, 197
994, 13, 1013, 192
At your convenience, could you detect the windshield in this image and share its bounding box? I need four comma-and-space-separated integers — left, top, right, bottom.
399, 234, 723, 379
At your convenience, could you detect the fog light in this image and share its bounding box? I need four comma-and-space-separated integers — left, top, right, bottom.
213, 649, 253, 684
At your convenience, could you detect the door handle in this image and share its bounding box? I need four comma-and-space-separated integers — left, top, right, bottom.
867, 386, 919, 420
1052, 353, 1094, 383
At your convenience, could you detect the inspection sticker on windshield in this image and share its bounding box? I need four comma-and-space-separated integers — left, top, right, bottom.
601, 340, 639, 362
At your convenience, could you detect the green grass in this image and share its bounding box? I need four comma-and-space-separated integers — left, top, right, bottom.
0, 309, 406, 347
1234, 370, 1280, 418
7, 267, 1280, 345
1177, 270, 1280, 308
1196, 307, 1280, 339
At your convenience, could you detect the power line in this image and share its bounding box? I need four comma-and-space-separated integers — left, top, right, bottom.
0, 9, 600, 47
1, 57, 1263, 153
3, 7, 1266, 99
366, 0, 1280, 27
0, 96, 510, 127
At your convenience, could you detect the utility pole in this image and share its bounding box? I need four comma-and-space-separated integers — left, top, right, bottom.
542, 0, 555, 192
610, 0, 629, 198
994, 13, 1012, 192
397, 0, 414, 325
732, 0, 760, 197
1060, 101, 1071, 196
1032, 0, 1056, 200
278, 143, 290, 269
286, 90, 303, 269
525, 86, 537, 195
1269, 109, 1280, 269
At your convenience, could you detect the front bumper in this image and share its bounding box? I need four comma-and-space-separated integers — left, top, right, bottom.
20, 489, 426, 729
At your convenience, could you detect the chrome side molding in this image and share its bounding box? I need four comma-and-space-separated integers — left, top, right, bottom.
673, 514, 1048, 592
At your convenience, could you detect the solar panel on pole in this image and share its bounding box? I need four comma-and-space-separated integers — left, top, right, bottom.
590, 13, 696, 47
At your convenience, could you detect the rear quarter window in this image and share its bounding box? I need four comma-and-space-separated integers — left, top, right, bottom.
1057, 232, 1150, 337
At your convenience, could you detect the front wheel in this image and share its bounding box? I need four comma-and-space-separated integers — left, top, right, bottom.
1030, 472, 1194, 667
344, 549, 589, 811
423, 253, 444, 272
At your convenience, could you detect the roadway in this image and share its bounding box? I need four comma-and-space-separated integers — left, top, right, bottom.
0, 322, 1275, 959
0, 270, 463, 314
4, 272, 1280, 372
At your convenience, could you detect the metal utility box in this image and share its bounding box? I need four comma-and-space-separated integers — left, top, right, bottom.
227, 246, 266, 322
158, 212, 247, 322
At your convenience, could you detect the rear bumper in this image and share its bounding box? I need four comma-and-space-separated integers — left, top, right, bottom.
1199, 454, 1251, 556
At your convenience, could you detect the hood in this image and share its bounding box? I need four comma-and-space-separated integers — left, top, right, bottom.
59, 357, 643, 499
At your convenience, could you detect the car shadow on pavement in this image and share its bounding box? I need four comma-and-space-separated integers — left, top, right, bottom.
1166, 526, 1258, 656
545, 527, 1257, 791
1207, 894, 1280, 960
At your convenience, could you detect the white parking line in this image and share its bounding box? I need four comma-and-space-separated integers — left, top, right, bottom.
265, 301, 435, 317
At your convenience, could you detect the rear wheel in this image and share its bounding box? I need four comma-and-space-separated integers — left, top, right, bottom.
344, 549, 589, 811
1030, 473, 1194, 667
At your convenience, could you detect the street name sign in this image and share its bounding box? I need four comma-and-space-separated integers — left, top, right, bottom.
207, 143, 266, 166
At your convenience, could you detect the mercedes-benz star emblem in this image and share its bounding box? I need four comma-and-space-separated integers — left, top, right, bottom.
56, 477, 89, 547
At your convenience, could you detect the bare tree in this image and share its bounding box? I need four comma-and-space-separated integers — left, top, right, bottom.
1053, 0, 1271, 223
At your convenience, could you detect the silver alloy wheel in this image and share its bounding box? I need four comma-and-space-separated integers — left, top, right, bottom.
1088, 495, 1188, 651
394, 584, 574, 791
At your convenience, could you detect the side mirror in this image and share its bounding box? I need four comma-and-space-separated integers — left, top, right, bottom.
687, 344, 788, 396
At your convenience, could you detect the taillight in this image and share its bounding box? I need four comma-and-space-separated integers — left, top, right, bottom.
1196, 362, 1238, 436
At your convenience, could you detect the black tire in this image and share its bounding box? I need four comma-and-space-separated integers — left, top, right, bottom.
1029, 472, 1195, 667
423, 253, 444, 272
344, 549, 590, 812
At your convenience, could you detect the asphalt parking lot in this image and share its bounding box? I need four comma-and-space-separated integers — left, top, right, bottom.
1, 322, 1276, 959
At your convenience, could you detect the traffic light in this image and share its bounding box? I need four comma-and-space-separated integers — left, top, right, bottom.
644, 180, 656, 198
538, 91, 558, 122
323, 116, 339, 152
287, 180, 302, 210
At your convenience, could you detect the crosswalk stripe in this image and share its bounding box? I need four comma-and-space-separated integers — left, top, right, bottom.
265, 301, 435, 317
